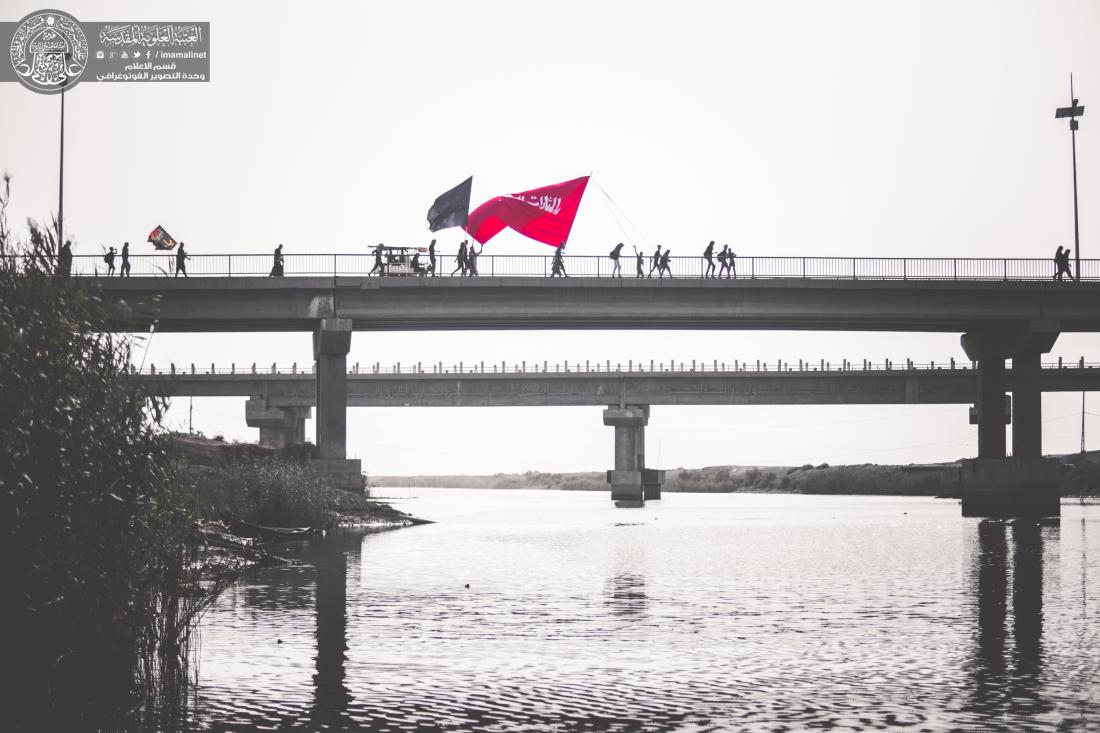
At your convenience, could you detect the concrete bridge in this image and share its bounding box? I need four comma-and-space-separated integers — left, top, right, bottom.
138, 357, 1100, 511
79, 263, 1100, 515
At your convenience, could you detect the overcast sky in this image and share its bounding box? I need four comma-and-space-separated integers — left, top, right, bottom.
4, 1, 1100, 475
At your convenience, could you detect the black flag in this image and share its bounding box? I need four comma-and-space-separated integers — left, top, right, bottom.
427, 176, 472, 232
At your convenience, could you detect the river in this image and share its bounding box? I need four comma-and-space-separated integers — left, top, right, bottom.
189, 490, 1100, 732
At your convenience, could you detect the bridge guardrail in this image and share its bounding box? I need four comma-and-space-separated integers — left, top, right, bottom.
131, 357, 1099, 377
7, 253, 1100, 281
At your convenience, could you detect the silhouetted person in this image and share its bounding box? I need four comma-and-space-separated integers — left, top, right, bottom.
703, 240, 715, 278
103, 246, 116, 276
648, 244, 662, 277
659, 248, 672, 278
609, 242, 624, 278
174, 242, 189, 277
451, 240, 468, 276
717, 244, 730, 278
269, 244, 285, 277
467, 242, 482, 276
120, 241, 131, 277
1054, 246, 1072, 281
726, 245, 737, 278
428, 239, 437, 276
551, 244, 567, 277
412, 251, 427, 276
57, 239, 72, 276
633, 246, 645, 277
369, 242, 386, 276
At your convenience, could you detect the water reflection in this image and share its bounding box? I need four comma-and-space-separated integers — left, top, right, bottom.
191, 494, 1099, 732
303, 530, 361, 727
968, 519, 1056, 722
606, 573, 648, 617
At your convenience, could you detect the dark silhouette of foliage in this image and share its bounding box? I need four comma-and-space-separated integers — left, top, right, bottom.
1, 218, 205, 731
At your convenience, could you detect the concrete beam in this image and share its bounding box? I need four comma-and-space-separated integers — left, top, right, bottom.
97, 277, 1100, 333
245, 397, 310, 448
960, 322, 1060, 361
140, 367, 1100, 408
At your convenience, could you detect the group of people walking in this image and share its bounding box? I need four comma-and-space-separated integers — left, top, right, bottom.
701, 240, 737, 278
1053, 245, 1074, 281
603, 241, 736, 279
102, 242, 131, 277
449, 239, 484, 277
75, 239, 1086, 282
101, 240, 189, 277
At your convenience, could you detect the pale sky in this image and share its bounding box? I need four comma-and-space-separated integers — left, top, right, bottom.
3, 1, 1100, 475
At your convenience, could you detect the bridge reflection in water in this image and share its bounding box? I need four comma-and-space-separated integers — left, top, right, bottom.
967, 519, 1053, 723
189, 512, 1090, 731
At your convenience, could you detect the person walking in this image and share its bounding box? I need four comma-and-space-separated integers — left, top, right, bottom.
703, 240, 716, 278
609, 242, 624, 278
57, 239, 72, 276
270, 243, 285, 277
659, 248, 672, 279
467, 242, 482, 276
450, 240, 468, 276
1054, 245, 1073, 281
103, 246, 116, 276
633, 246, 645, 278
551, 243, 568, 277
726, 245, 737, 279
717, 244, 730, 278
648, 244, 662, 277
120, 241, 131, 277
369, 242, 386, 277
428, 239, 437, 276
174, 241, 189, 277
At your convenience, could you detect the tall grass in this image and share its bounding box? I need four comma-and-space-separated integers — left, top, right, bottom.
0, 219, 209, 730
182, 459, 337, 529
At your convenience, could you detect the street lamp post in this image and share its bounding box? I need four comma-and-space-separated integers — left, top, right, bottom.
57, 52, 71, 248
1055, 74, 1085, 281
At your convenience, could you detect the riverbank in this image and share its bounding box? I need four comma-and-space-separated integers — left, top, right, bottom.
173, 433, 422, 529
373, 450, 1100, 497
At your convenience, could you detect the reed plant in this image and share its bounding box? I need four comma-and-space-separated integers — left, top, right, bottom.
0, 217, 210, 731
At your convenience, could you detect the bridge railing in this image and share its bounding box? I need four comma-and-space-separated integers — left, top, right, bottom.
131, 357, 1100, 377
14, 253, 1100, 281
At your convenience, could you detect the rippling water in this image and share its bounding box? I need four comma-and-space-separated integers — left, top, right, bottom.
190, 491, 1100, 732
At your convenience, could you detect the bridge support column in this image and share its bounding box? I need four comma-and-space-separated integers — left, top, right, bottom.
976, 358, 1007, 460
1012, 351, 1042, 459
604, 405, 664, 507
313, 319, 362, 492
960, 326, 1061, 517
245, 397, 310, 448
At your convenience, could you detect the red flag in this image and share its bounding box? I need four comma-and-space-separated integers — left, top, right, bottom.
465, 176, 589, 248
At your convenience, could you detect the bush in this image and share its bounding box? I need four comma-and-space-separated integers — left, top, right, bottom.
182, 459, 334, 528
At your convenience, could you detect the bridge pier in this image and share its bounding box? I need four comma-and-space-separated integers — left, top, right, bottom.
245, 397, 310, 448
313, 319, 362, 492
604, 405, 664, 507
960, 326, 1061, 517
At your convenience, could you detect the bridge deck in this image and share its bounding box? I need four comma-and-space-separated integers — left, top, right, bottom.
136, 363, 1100, 407
97, 276, 1100, 332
